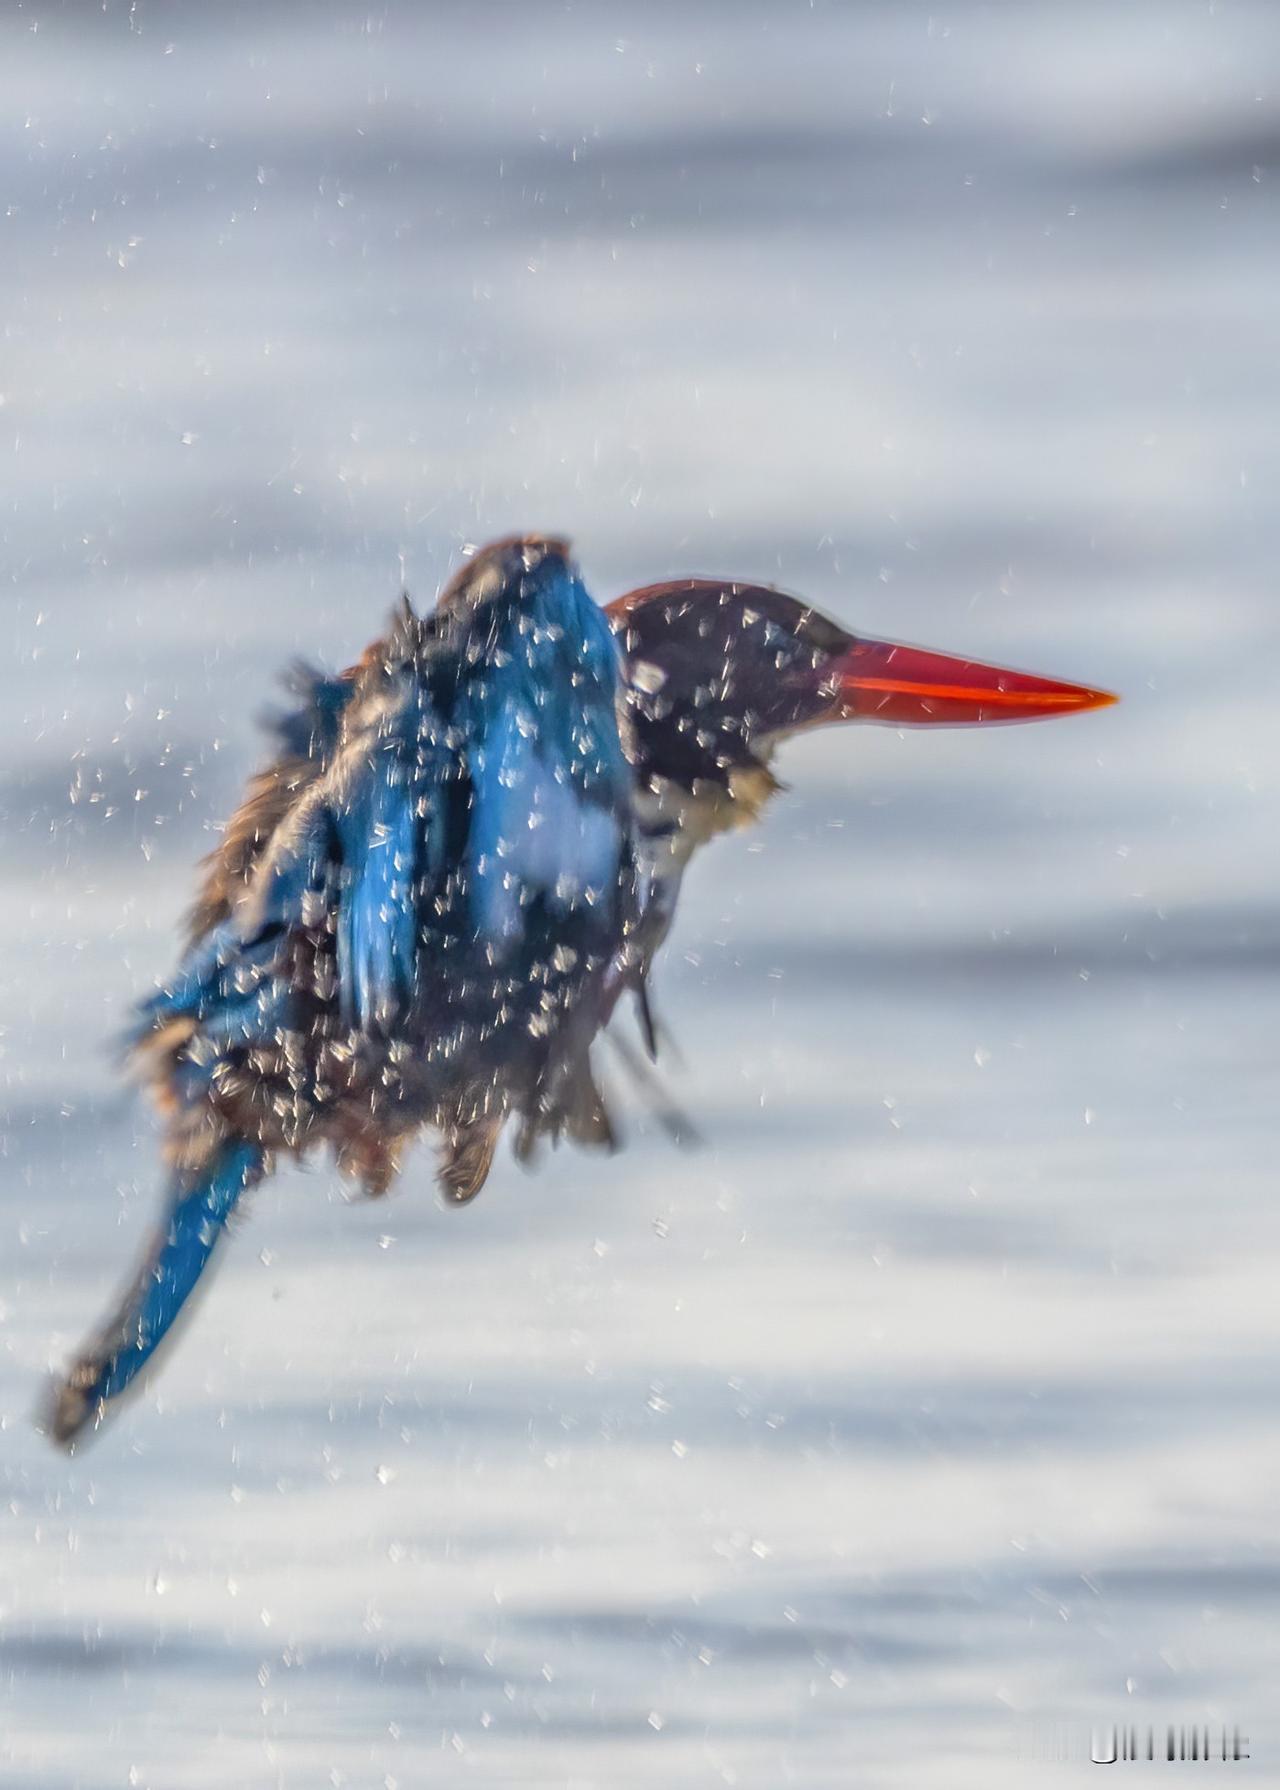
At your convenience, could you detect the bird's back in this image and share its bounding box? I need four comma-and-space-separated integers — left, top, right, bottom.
138, 537, 638, 1198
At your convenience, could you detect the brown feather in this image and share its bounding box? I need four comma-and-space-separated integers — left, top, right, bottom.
438, 1119, 504, 1205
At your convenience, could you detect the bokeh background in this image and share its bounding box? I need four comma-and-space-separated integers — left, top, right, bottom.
3, 3, 1278, 1785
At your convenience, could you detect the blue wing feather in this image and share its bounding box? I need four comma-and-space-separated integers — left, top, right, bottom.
462, 559, 630, 946
334, 754, 421, 1028
469, 703, 622, 941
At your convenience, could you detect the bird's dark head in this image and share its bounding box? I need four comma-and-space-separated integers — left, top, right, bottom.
610, 577, 1116, 794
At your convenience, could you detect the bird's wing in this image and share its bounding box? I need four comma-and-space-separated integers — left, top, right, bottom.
326, 716, 438, 1030
57, 679, 445, 1446
184, 609, 433, 950
147, 558, 637, 1192
155, 673, 449, 1048
184, 659, 362, 946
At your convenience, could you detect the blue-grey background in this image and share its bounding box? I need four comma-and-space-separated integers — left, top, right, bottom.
2, 3, 1277, 1785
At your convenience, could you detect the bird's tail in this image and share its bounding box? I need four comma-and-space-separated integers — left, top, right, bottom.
43, 1138, 264, 1448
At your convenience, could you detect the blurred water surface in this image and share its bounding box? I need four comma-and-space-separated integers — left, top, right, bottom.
2, 3, 1279, 1785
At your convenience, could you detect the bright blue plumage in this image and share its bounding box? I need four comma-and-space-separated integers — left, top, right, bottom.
461, 564, 629, 944
49, 537, 640, 1445
334, 746, 424, 1028
93, 1142, 263, 1407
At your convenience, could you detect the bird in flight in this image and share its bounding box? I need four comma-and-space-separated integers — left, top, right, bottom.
46, 535, 1114, 1446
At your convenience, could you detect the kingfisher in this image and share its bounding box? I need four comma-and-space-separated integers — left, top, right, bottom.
46, 537, 1114, 1446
